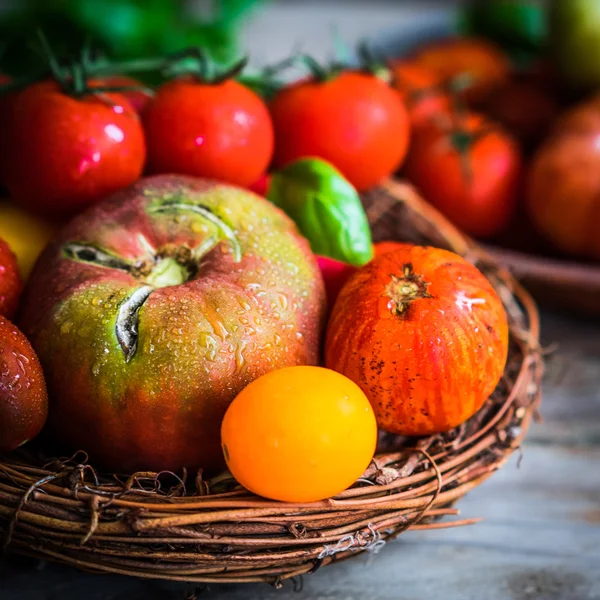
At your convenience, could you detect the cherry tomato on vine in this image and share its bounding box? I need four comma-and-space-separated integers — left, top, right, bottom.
143, 77, 274, 188
0, 80, 146, 216
270, 71, 410, 191
404, 112, 521, 238
390, 61, 450, 127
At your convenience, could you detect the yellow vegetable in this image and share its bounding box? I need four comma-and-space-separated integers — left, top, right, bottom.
0, 201, 58, 278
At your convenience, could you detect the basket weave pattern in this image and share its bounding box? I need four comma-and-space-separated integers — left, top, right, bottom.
0, 180, 542, 584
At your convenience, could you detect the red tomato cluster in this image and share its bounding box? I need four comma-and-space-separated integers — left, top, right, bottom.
0, 37, 536, 244
0, 59, 416, 217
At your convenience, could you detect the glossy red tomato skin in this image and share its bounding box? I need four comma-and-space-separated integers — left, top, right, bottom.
0, 315, 48, 452
0, 238, 23, 318
143, 78, 274, 188
405, 113, 521, 239
270, 71, 411, 191
0, 81, 146, 216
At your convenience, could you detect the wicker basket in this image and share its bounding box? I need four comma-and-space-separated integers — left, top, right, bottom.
0, 179, 542, 585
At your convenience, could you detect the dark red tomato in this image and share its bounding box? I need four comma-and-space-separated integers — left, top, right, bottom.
0, 80, 146, 216
270, 71, 411, 191
143, 78, 274, 188
404, 112, 521, 238
0, 237, 23, 319
0, 315, 48, 452
97, 75, 153, 114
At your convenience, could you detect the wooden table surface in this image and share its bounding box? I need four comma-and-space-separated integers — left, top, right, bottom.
2, 309, 599, 600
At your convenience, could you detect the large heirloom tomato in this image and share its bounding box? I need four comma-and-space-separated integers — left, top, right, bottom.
19, 175, 326, 473
325, 244, 508, 436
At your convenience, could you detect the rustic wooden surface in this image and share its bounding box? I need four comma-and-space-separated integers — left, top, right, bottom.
2, 309, 599, 599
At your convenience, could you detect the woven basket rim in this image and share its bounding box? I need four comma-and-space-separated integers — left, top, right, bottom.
0, 179, 543, 585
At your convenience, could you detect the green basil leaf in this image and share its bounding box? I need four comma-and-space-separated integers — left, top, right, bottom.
268, 158, 374, 266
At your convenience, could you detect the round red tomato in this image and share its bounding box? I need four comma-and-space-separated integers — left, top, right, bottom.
0, 80, 146, 216
270, 71, 410, 191
404, 112, 521, 238
143, 78, 274, 188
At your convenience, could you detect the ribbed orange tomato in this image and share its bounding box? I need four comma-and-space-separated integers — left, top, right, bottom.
221, 366, 377, 503
325, 244, 508, 437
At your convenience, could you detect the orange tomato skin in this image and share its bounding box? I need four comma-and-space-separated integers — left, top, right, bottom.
526, 95, 600, 259
404, 113, 521, 239
270, 71, 410, 191
373, 240, 405, 257
390, 61, 450, 127
221, 366, 377, 503
326, 245, 509, 437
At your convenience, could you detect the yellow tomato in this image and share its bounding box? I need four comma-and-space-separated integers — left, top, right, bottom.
221, 366, 377, 503
0, 201, 59, 278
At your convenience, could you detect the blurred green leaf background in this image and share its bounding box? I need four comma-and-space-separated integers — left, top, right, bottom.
0, 0, 265, 77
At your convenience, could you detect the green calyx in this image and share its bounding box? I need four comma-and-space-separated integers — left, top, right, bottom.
0, 32, 248, 100
268, 157, 374, 266
356, 41, 392, 83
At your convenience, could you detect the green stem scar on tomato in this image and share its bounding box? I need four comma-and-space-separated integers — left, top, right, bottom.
61, 198, 243, 363
268, 158, 374, 267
